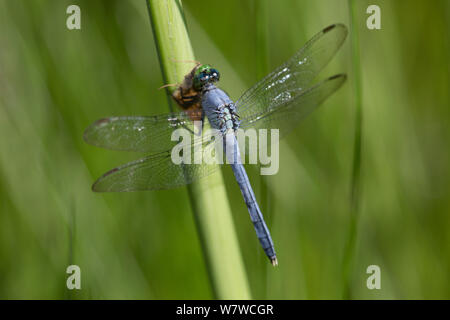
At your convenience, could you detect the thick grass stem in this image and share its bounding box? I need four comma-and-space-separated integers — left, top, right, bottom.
146, 0, 251, 299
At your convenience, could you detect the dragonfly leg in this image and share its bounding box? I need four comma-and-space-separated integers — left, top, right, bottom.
199, 110, 206, 136
158, 83, 180, 91
229, 103, 241, 129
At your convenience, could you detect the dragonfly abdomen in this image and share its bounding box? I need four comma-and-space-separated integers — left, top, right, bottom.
201, 84, 277, 265
231, 160, 277, 262
224, 133, 277, 265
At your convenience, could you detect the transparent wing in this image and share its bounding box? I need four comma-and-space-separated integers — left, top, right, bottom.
83, 109, 206, 153
85, 109, 223, 191
92, 140, 222, 192
236, 24, 347, 121
239, 74, 346, 137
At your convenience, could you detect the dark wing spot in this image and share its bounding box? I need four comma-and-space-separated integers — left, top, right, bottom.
95, 118, 111, 126
92, 167, 119, 192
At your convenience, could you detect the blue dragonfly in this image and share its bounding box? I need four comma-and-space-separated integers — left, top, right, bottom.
84, 24, 348, 266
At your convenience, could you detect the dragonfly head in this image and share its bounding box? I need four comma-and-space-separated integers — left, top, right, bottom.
193, 64, 220, 91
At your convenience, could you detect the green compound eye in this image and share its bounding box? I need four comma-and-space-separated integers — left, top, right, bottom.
195, 64, 212, 76
193, 64, 220, 90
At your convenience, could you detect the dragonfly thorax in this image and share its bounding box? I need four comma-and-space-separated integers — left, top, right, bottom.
201, 84, 240, 134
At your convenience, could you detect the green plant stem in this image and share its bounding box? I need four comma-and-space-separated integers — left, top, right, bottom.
255, 0, 270, 221
343, 0, 363, 299
255, 0, 272, 297
146, 0, 251, 299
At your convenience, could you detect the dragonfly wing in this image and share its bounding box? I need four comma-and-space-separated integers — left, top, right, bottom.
239, 74, 346, 138
83, 109, 205, 153
236, 24, 347, 120
92, 141, 221, 192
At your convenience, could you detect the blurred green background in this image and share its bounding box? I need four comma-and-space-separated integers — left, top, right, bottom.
0, 0, 449, 299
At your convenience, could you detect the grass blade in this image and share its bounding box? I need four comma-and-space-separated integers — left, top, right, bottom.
342, 0, 363, 299
146, 0, 251, 299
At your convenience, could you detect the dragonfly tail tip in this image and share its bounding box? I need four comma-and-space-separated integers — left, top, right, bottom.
271, 257, 278, 267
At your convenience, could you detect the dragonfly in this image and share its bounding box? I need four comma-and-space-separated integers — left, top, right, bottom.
84, 24, 348, 266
